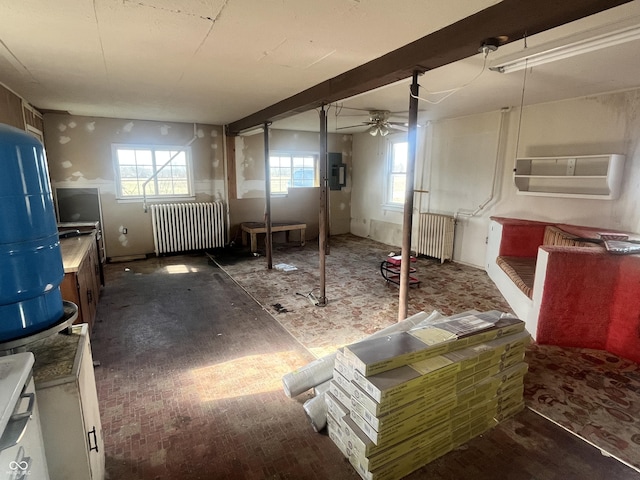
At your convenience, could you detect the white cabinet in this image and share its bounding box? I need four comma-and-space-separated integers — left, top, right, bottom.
31, 324, 105, 480
514, 154, 624, 199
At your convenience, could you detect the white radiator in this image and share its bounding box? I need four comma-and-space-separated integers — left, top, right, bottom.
151, 202, 225, 255
415, 213, 455, 263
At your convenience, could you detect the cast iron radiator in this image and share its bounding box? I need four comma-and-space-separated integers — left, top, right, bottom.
150, 202, 225, 255
415, 213, 455, 263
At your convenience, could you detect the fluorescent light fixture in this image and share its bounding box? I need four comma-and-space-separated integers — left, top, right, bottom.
490, 20, 640, 74
238, 126, 264, 136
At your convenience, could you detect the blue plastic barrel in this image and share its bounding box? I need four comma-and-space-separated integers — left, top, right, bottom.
0, 123, 64, 342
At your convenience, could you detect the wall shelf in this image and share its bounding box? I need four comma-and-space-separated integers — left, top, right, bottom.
513, 154, 624, 199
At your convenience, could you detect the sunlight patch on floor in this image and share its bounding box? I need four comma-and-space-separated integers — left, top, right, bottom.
190, 350, 302, 401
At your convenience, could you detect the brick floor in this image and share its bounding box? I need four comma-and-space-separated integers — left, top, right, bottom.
91, 249, 639, 480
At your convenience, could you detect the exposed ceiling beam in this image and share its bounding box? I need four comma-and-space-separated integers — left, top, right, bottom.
227, 0, 632, 134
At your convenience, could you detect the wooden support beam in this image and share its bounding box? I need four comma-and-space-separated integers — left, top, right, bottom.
227, 0, 631, 134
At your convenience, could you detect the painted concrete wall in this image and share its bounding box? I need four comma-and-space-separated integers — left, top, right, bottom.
351, 88, 640, 268
350, 131, 426, 248
231, 129, 352, 242
44, 114, 224, 259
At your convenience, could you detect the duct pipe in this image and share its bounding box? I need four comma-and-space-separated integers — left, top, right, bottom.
455, 107, 509, 219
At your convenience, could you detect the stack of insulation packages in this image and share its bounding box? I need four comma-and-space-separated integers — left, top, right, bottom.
327, 310, 530, 480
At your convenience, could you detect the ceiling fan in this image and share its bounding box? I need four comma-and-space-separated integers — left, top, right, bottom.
337, 110, 408, 136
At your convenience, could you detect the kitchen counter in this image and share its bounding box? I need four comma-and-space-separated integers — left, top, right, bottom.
60, 233, 96, 273
28, 326, 83, 387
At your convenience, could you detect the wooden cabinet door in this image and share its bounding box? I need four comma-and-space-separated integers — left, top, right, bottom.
77, 255, 95, 330
77, 335, 105, 479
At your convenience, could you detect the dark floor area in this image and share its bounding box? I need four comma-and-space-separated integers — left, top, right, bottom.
90, 251, 640, 479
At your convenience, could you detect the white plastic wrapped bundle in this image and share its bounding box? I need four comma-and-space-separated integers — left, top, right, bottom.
303, 393, 328, 432
282, 310, 442, 398
282, 353, 337, 398
313, 379, 332, 396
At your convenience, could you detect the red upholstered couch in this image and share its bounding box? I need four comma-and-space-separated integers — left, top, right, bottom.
486, 217, 640, 363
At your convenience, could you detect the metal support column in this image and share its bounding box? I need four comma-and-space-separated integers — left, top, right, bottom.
398, 71, 420, 322
263, 122, 273, 269
318, 106, 328, 306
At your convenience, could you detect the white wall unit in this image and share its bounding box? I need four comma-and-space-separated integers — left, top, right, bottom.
513, 154, 625, 199
32, 325, 105, 480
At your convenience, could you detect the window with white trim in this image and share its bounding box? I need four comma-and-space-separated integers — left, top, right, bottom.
113, 145, 193, 198
387, 139, 408, 205
268, 153, 318, 195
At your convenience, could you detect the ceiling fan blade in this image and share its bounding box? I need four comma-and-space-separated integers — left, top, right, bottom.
336, 124, 367, 130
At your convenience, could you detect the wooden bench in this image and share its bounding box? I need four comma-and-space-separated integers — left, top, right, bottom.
240, 222, 306, 253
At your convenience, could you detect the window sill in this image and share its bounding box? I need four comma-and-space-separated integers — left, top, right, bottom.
382, 203, 405, 212
116, 195, 196, 204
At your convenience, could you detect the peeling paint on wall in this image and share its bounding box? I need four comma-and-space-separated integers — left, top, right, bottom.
211, 143, 218, 150
68, 121, 77, 129
211, 130, 218, 137
197, 129, 205, 138
61, 161, 72, 168
59, 136, 71, 144
86, 122, 95, 132
122, 122, 134, 133
118, 233, 129, 247
212, 158, 220, 168
160, 124, 171, 135
58, 124, 67, 132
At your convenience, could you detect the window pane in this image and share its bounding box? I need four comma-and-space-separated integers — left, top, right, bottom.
115, 145, 191, 198
292, 168, 314, 187
155, 150, 170, 164
120, 180, 139, 196
390, 174, 406, 203
172, 166, 187, 179
269, 153, 318, 194
157, 166, 173, 178
157, 180, 174, 195
119, 165, 138, 178
143, 181, 156, 195
173, 181, 189, 195
392, 142, 408, 172
135, 150, 153, 165
137, 165, 153, 180
170, 151, 186, 165
117, 149, 135, 164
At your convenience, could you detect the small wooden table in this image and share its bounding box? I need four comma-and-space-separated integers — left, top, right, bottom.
241, 222, 306, 253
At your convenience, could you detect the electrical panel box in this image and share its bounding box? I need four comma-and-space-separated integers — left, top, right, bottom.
328, 152, 346, 190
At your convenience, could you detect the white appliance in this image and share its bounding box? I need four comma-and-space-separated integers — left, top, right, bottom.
0, 352, 49, 480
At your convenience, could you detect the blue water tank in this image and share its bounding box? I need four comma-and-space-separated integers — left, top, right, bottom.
0, 123, 65, 342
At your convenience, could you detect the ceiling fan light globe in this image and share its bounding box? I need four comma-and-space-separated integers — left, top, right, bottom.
379, 126, 390, 136
368, 126, 379, 136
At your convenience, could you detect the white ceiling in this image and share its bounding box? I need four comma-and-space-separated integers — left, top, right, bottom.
1, 1, 640, 132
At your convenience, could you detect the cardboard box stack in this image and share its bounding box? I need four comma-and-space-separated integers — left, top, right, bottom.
327, 311, 530, 480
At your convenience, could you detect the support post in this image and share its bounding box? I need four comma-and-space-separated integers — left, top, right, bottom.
318, 106, 328, 305
263, 122, 273, 269
398, 71, 420, 322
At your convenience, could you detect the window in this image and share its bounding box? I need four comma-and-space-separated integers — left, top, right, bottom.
113, 145, 192, 198
269, 153, 318, 195
387, 139, 408, 205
